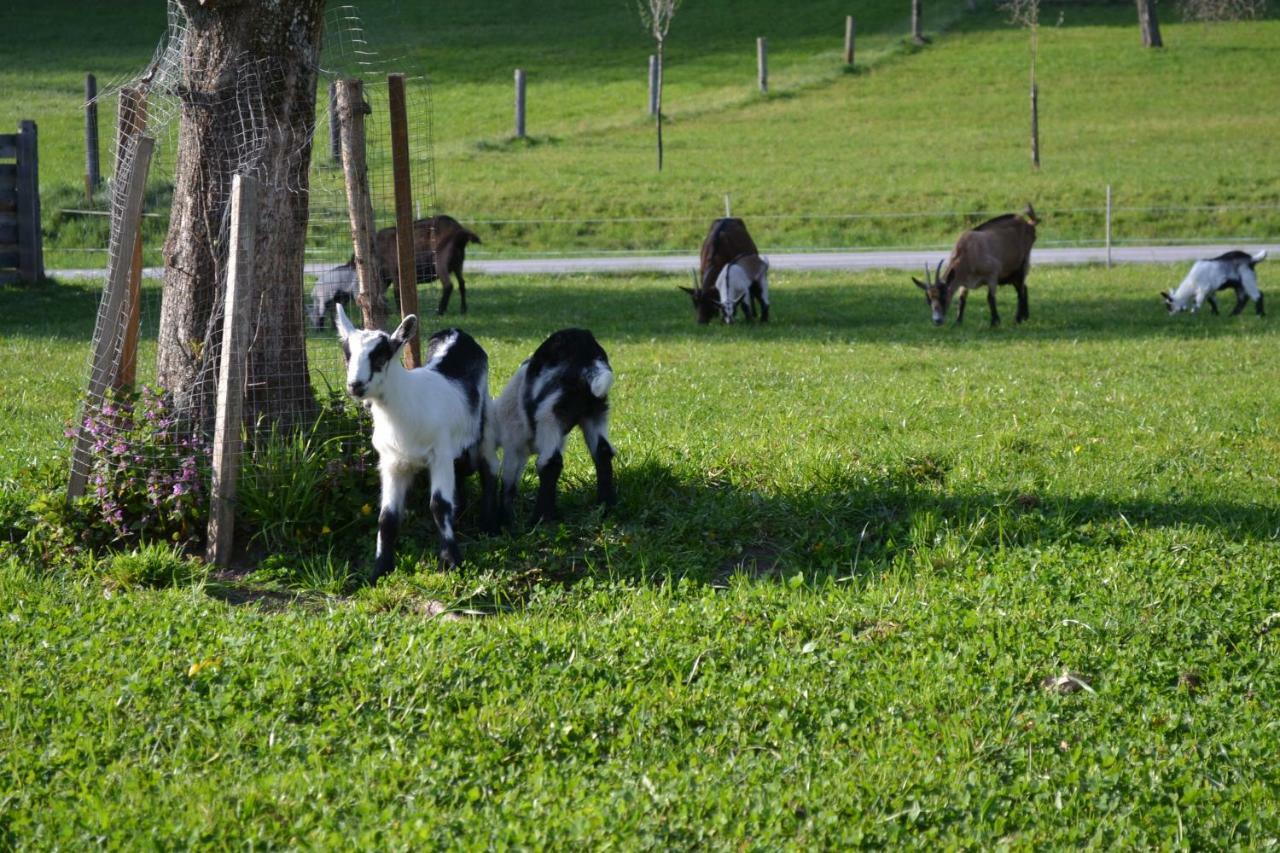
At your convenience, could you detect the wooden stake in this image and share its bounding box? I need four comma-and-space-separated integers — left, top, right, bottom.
844, 17, 856, 66
328, 80, 341, 164
336, 78, 387, 331
648, 55, 658, 116
514, 69, 527, 139
757, 38, 768, 93
388, 72, 421, 368
1030, 83, 1040, 169
1105, 184, 1113, 269
206, 174, 257, 569
68, 136, 154, 501
84, 74, 100, 199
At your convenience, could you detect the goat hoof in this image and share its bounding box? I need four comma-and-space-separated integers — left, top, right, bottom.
439, 543, 462, 568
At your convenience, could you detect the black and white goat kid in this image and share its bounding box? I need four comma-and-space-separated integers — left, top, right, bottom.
1162, 250, 1266, 316
494, 329, 616, 526
334, 304, 498, 582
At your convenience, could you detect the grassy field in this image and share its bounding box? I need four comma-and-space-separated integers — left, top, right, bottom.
3, 266, 1280, 844
2, 0, 1279, 268
3, 0, 1280, 844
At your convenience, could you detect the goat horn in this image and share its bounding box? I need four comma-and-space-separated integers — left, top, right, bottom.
923, 262, 932, 285
935, 259, 944, 284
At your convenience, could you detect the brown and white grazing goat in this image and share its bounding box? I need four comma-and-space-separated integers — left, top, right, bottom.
914, 206, 1038, 326
680, 218, 767, 324
494, 329, 615, 526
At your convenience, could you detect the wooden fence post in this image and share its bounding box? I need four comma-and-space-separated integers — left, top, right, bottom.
16, 121, 42, 284
1030, 83, 1040, 169
724, 193, 732, 218
387, 72, 422, 368
68, 136, 154, 501
115, 89, 148, 389
336, 78, 387, 331
84, 74, 100, 199
514, 69, 527, 139
206, 174, 257, 569
844, 17, 856, 66
328, 80, 341, 164
757, 38, 768, 93
648, 55, 659, 116
1105, 184, 1113, 269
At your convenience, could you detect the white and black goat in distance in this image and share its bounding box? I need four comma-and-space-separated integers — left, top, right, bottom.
713, 254, 771, 324
334, 303, 498, 582
1162, 250, 1266, 316
494, 329, 616, 526
309, 260, 357, 329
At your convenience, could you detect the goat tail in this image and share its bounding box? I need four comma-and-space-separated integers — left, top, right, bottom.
585, 360, 614, 399
1023, 202, 1039, 226
462, 228, 482, 245
1252, 249, 1267, 266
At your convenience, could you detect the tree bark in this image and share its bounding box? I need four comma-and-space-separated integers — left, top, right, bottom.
1137, 0, 1163, 47
159, 0, 324, 432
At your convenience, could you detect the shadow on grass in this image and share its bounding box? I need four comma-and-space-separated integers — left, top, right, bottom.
208, 454, 1279, 612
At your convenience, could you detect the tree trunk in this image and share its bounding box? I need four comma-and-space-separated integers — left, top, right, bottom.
655, 39, 665, 171
1137, 0, 1163, 47
912, 0, 926, 44
159, 0, 324, 433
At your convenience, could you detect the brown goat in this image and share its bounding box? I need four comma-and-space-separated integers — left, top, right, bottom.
913, 206, 1038, 326
680, 218, 761, 324
365, 215, 482, 316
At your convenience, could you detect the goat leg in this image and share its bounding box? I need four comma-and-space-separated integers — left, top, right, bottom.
987, 287, 1001, 327
532, 450, 564, 525
582, 417, 616, 510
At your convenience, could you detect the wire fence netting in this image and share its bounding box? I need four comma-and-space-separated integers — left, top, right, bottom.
70, 1, 439, 557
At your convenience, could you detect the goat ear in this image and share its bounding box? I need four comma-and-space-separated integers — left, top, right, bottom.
912, 277, 928, 290
390, 314, 418, 348
334, 302, 356, 340
678, 285, 698, 298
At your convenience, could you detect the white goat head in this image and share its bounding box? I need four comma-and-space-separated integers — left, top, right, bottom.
334, 303, 417, 401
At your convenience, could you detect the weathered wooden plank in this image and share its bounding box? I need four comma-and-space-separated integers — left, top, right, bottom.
0, 251, 19, 268
0, 189, 15, 211
0, 143, 16, 160
0, 271, 19, 284
206, 173, 257, 568
0, 223, 17, 244
0, 164, 15, 181
67, 136, 154, 501
114, 90, 148, 389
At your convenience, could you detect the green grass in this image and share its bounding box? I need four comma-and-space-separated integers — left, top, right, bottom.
3, 266, 1280, 844
2, 1, 1278, 268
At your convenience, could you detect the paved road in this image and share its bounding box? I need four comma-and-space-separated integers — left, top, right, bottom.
49, 243, 1276, 281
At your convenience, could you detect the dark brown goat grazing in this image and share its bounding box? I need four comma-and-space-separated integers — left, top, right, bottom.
680, 218, 761, 324
913, 205, 1038, 326
368, 215, 482, 316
